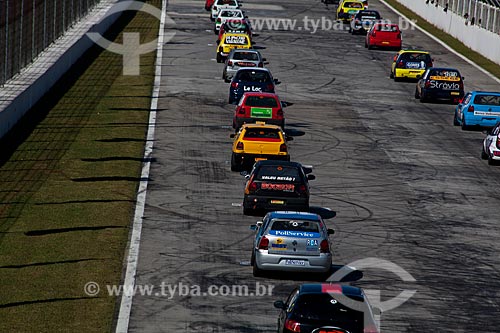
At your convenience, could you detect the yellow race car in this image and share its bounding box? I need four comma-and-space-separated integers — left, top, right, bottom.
217, 32, 252, 63
390, 50, 433, 81
337, 0, 365, 22
230, 122, 291, 171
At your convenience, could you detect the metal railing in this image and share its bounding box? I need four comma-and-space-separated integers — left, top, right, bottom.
431, 0, 500, 34
0, 0, 102, 86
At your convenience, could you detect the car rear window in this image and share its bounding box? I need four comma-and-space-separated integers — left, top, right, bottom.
400, 53, 431, 62
236, 70, 271, 83
243, 128, 281, 141
345, 2, 363, 8
293, 294, 366, 326
270, 220, 320, 233
473, 94, 500, 106
356, 11, 380, 19
245, 96, 278, 107
428, 69, 461, 80
256, 165, 301, 181
221, 10, 242, 17
216, 0, 237, 5
376, 24, 398, 31
233, 52, 258, 61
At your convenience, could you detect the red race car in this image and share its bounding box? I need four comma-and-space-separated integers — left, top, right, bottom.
233, 92, 287, 130
218, 19, 252, 43
205, 0, 215, 11
365, 22, 402, 50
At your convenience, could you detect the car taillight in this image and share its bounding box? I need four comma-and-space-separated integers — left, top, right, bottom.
397, 60, 404, 68
218, 46, 223, 52
216, 18, 221, 23
266, 83, 274, 91
339, 8, 344, 14
279, 143, 287, 153
467, 105, 474, 112
424, 80, 431, 88
277, 108, 283, 117
258, 62, 263, 67
228, 60, 233, 66
284, 319, 301, 332
238, 107, 246, 114
236, 142, 244, 150
427, 62, 433, 68
248, 180, 258, 192
258, 236, 269, 250
231, 82, 239, 88
320, 239, 330, 253
297, 184, 307, 194
371, 31, 376, 37
396, 33, 401, 39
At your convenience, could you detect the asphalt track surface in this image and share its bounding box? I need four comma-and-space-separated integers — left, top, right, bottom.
128, 0, 500, 331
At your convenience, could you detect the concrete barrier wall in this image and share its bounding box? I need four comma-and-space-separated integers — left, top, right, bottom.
395, 0, 500, 66
0, 0, 122, 139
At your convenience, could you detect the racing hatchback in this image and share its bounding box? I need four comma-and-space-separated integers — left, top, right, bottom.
243, 160, 315, 215
481, 121, 500, 165
365, 22, 402, 50
454, 91, 500, 129
223, 49, 266, 82
250, 211, 335, 276
233, 92, 285, 130
415, 67, 465, 103
229, 68, 280, 104
349, 9, 381, 34
210, 0, 240, 21
214, 8, 245, 33
274, 283, 380, 333
337, 0, 365, 23
217, 33, 252, 63
230, 122, 290, 171
391, 50, 433, 81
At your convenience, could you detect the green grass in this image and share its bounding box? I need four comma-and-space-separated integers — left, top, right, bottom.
384, 0, 500, 79
0, 1, 160, 331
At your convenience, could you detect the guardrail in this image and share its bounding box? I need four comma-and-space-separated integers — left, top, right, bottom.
429, 0, 500, 33
0, 0, 102, 86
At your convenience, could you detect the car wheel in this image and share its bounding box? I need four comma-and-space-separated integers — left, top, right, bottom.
488, 155, 496, 165
453, 112, 460, 126
394, 75, 400, 82
230, 153, 240, 172
216, 53, 222, 63
364, 41, 368, 48
210, 15, 215, 22
419, 92, 427, 103
252, 262, 264, 277
250, 251, 255, 266
367, 43, 373, 50
481, 148, 489, 160
390, 71, 394, 79
461, 115, 468, 130
414, 88, 420, 99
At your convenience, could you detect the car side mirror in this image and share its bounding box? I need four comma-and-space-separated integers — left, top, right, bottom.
240, 170, 249, 177
249, 225, 256, 230
307, 174, 316, 181
264, 61, 270, 65
327, 228, 335, 235
230, 134, 235, 138
274, 300, 286, 309
256, 220, 263, 227
274, 79, 281, 85
224, 78, 231, 83
462, 76, 465, 81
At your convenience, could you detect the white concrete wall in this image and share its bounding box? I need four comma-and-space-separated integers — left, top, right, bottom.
0, 0, 122, 139
394, 0, 500, 66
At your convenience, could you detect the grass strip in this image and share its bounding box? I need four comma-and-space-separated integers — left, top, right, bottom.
384, 0, 500, 79
0, 1, 160, 331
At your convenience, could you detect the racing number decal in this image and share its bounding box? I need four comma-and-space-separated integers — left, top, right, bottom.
225, 35, 247, 45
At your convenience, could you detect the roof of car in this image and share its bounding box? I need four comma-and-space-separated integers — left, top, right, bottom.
236, 67, 271, 73
240, 122, 282, 130
299, 283, 364, 298
399, 49, 430, 54
428, 67, 460, 71
254, 160, 303, 168
267, 211, 321, 221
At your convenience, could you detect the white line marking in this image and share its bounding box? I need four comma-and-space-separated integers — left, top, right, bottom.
378, 0, 500, 84
114, 1, 167, 332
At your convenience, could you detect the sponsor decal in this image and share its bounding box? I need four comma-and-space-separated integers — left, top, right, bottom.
225, 35, 247, 45
270, 230, 321, 238
271, 243, 287, 249
243, 86, 262, 92
474, 111, 500, 116
261, 175, 296, 181
250, 107, 272, 118
429, 80, 460, 90
406, 61, 425, 69
307, 239, 318, 246
261, 183, 295, 192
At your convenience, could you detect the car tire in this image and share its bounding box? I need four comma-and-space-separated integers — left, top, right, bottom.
461, 115, 468, 130
216, 53, 222, 63
394, 75, 400, 82
390, 71, 394, 79
252, 263, 264, 277
367, 44, 373, 50
414, 88, 420, 99
419, 92, 427, 103
250, 251, 255, 266
488, 155, 496, 165
364, 41, 368, 48
230, 153, 240, 172
453, 112, 460, 126
481, 148, 489, 160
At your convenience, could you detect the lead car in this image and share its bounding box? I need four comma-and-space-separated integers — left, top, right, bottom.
250, 211, 335, 277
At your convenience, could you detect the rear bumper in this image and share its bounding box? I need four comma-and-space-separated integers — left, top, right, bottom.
369, 39, 401, 48
423, 89, 464, 101
395, 68, 425, 79
463, 114, 500, 127
243, 195, 309, 212
234, 153, 289, 167
255, 250, 332, 272
234, 117, 284, 129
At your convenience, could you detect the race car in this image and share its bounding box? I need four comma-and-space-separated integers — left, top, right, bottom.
217, 19, 252, 44
216, 33, 252, 63
454, 91, 500, 130
214, 8, 245, 33
205, 0, 215, 11
230, 122, 290, 171
337, 0, 365, 23
233, 92, 285, 130
481, 121, 500, 165
210, 0, 240, 21
415, 67, 465, 104
349, 9, 381, 34
223, 49, 267, 82
228, 67, 280, 104
391, 50, 433, 81
365, 22, 402, 50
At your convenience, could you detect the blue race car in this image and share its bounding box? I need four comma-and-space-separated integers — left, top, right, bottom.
228, 67, 280, 104
454, 91, 500, 130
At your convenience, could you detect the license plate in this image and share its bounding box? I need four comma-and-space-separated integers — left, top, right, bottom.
285, 260, 305, 266
270, 200, 284, 205
255, 157, 267, 161
451, 92, 460, 95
